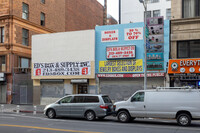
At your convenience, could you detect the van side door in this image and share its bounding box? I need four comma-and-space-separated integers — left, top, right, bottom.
129, 92, 146, 117
70, 96, 85, 117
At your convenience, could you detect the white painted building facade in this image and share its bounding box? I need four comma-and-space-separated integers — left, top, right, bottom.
120, 0, 171, 24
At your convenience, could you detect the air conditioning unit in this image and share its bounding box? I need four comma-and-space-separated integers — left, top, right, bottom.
21, 68, 27, 73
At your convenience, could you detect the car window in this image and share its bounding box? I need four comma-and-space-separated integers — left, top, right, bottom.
102, 96, 112, 103
84, 96, 99, 103
60, 96, 72, 103
131, 92, 144, 102
73, 96, 85, 103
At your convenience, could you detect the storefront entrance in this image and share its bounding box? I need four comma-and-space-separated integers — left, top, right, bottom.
78, 84, 88, 94
0, 85, 6, 103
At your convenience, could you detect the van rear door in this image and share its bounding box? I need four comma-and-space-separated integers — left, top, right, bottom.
129, 92, 146, 117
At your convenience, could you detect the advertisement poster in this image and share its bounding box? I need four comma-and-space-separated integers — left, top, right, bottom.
99, 59, 143, 73
33, 61, 91, 76
147, 61, 164, 70
147, 53, 164, 61
124, 28, 143, 40
101, 30, 118, 42
106, 45, 135, 59
146, 16, 164, 70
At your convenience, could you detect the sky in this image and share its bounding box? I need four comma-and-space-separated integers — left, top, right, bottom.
97, 0, 119, 21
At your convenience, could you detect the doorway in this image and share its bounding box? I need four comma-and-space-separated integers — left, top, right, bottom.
78, 84, 88, 94
0, 85, 6, 103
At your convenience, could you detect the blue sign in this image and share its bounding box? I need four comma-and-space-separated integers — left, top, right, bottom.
147, 61, 164, 70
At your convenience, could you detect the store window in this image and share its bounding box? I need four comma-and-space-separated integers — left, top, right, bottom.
183, 0, 200, 18
177, 40, 200, 58
22, 28, 29, 46
19, 57, 30, 68
153, 10, 160, 17
41, 12, 45, 26
166, 8, 171, 20
0, 27, 4, 43
22, 3, 29, 20
0, 56, 6, 72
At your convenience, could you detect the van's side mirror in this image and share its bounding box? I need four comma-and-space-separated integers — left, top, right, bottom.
57, 101, 61, 104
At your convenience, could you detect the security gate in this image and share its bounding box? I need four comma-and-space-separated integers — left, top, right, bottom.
0, 85, 6, 103
20, 85, 27, 104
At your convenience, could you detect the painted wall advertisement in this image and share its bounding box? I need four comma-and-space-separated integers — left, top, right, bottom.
99, 59, 143, 73
101, 30, 118, 42
124, 28, 143, 40
106, 45, 135, 59
33, 61, 91, 76
146, 16, 164, 70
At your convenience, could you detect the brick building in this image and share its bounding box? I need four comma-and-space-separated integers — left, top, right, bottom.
169, 0, 200, 88
0, 0, 103, 104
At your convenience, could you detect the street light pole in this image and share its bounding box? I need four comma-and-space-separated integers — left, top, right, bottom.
139, 0, 147, 90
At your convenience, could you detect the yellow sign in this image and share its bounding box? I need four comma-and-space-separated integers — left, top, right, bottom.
99, 59, 143, 73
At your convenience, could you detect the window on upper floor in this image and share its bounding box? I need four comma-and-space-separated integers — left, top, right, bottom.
41, 0, 45, 4
177, 40, 200, 58
0, 27, 4, 43
19, 57, 30, 68
22, 28, 29, 46
153, 10, 160, 17
146, 11, 152, 18
0, 55, 6, 72
41, 12, 45, 26
166, 8, 171, 20
183, 0, 200, 18
147, 0, 159, 3
22, 3, 29, 20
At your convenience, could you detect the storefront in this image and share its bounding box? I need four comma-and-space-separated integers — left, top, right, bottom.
0, 73, 6, 103
95, 17, 170, 102
32, 30, 96, 105
168, 58, 200, 89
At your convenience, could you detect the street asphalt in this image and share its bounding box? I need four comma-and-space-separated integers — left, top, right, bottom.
0, 112, 200, 133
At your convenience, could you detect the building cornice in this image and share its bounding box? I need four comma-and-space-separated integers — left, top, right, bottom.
0, 15, 55, 33
171, 17, 200, 25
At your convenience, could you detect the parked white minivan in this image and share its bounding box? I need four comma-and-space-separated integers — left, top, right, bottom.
114, 87, 200, 126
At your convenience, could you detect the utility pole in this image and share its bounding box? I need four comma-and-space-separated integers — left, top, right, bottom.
139, 0, 147, 90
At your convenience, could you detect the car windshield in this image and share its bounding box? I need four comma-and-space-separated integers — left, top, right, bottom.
102, 96, 112, 103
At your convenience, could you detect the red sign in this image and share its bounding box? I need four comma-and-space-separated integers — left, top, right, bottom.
35, 69, 41, 76
97, 73, 165, 78
106, 45, 135, 59
82, 67, 88, 75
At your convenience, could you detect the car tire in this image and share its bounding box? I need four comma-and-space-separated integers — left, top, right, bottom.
85, 111, 96, 121
47, 109, 56, 119
117, 111, 131, 123
177, 113, 191, 126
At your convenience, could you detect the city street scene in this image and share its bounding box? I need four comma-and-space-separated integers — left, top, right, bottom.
1, 0, 200, 133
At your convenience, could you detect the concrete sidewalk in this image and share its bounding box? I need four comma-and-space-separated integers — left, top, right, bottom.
0, 104, 45, 113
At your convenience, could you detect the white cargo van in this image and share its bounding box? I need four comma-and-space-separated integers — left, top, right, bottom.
114, 87, 200, 126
